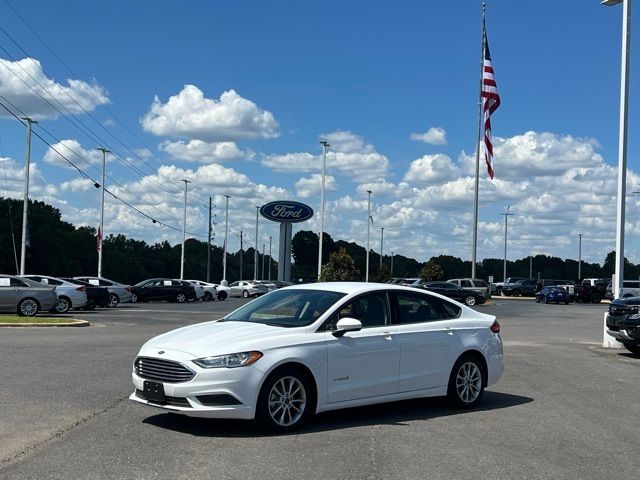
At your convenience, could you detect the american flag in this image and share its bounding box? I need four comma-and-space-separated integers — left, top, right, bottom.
481, 21, 500, 179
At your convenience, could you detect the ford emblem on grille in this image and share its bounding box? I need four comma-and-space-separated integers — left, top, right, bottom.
260, 201, 314, 223
158, 351, 165, 354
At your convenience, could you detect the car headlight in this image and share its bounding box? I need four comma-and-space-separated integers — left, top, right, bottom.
192, 351, 263, 369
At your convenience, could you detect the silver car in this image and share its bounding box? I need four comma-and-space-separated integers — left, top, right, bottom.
228, 280, 269, 298
23, 275, 88, 314
0, 274, 58, 316
185, 280, 218, 301
74, 276, 133, 307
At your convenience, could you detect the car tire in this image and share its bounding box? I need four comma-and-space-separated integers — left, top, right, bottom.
176, 293, 187, 303
17, 298, 39, 317
130, 293, 138, 303
217, 291, 227, 301
242, 290, 249, 298
53, 297, 71, 314
447, 354, 485, 409
256, 367, 314, 433
622, 343, 640, 355
204, 292, 213, 301
591, 293, 601, 304
564, 301, 569, 305
544, 296, 549, 304
82, 299, 96, 311
464, 296, 476, 306
535, 297, 540, 303
512, 289, 521, 297
108, 294, 120, 308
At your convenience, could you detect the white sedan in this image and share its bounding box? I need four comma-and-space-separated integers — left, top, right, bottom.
129, 282, 503, 432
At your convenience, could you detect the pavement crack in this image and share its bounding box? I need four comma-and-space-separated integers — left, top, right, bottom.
0, 393, 130, 469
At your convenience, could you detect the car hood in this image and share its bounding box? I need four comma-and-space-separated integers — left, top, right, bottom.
142, 320, 297, 358
611, 297, 640, 306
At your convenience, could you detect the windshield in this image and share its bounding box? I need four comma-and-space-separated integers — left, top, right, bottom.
225, 289, 345, 328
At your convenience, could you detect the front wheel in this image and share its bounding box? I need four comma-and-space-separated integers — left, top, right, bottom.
591, 293, 601, 304
256, 368, 313, 432
464, 296, 476, 306
130, 293, 138, 303
217, 291, 227, 301
242, 290, 249, 298
108, 294, 120, 308
54, 297, 71, 314
447, 355, 485, 408
18, 298, 39, 317
512, 289, 521, 297
623, 343, 640, 355
176, 293, 187, 303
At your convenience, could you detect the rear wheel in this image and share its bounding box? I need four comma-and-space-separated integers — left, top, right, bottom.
623, 343, 640, 355
17, 298, 39, 317
544, 296, 549, 304
447, 355, 485, 408
256, 367, 313, 432
130, 293, 138, 303
204, 292, 213, 301
176, 293, 187, 303
108, 294, 120, 308
564, 301, 569, 305
217, 291, 227, 301
242, 290, 250, 298
512, 289, 521, 297
591, 293, 601, 304
53, 297, 71, 314
464, 296, 476, 306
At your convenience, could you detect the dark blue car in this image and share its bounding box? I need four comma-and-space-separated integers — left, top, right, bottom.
535, 286, 570, 304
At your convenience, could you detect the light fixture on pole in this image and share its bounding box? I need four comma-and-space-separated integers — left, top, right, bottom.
499, 205, 514, 283
180, 179, 191, 280
578, 233, 583, 280
602, 0, 631, 299
96, 147, 110, 278
318, 140, 329, 280
268, 236, 272, 281
366, 190, 372, 282
222, 195, 230, 284
19, 117, 37, 276
254, 206, 259, 280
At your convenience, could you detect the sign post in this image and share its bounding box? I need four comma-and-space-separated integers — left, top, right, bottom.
260, 201, 314, 283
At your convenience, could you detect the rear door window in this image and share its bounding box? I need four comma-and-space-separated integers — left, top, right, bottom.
391, 291, 461, 324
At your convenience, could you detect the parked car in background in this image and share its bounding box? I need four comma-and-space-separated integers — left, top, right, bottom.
606, 297, 640, 355
185, 280, 218, 301
0, 274, 57, 316
399, 278, 423, 287
421, 281, 487, 306
491, 277, 528, 296
447, 278, 491, 299
254, 280, 277, 292
60, 278, 111, 309
618, 280, 640, 299
209, 283, 231, 300
386, 278, 405, 285
176, 280, 204, 301
573, 278, 607, 304
228, 280, 269, 298
130, 282, 503, 431
74, 276, 132, 307
606, 282, 613, 300
130, 279, 196, 303
23, 275, 88, 314
272, 280, 294, 289
535, 286, 570, 304
501, 279, 538, 297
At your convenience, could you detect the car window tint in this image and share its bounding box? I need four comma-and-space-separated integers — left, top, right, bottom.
10, 278, 29, 287
461, 280, 472, 287
98, 280, 112, 286
47, 278, 63, 286
393, 292, 450, 324
475, 280, 488, 287
338, 292, 389, 328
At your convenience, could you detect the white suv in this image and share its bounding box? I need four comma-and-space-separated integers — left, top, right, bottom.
447, 278, 492, 299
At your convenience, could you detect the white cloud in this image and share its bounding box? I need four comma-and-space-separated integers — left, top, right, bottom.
0, 58, 108, 120
410, 126, 447, 145
60, 178, 95, 193
403, 154, 461, 183
160, 139, 247, 163
0, 157, 58, 200
262, 131, 389, 182
43, 139, 115, 169
295, 174, 338, 198
141, 85, 279, 141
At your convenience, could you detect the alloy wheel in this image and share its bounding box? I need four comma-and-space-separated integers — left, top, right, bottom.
176, 293, 186, 303
464, 296, 476, 306
267, 376, 307, 427
455, 362, 482, 404
55, 298, 70, 314
109, 294, 120, 308
19, 299, 38, 317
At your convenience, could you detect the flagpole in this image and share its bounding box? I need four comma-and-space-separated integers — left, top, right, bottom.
97, 147, 109, 278
471, 2, 487, 279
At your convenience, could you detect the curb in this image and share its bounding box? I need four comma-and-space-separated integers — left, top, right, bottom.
0, 319, 90, 327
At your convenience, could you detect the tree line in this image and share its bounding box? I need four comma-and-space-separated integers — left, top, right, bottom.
0, 197, 633, 284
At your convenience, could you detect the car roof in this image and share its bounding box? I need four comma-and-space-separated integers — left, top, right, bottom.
284, 282, 431, 295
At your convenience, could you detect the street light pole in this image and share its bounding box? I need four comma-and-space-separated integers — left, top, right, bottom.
223, 195, 230, 284
366, 190, 372, 282
239, 230, 243, 281
578, 233, 583, 280
19, 117, 37, 275
603, 0, 631, 298
499, 205, 514, 283
268, 236, 272, 281
207, 196, 212, 283
262, 244, 266, 280
380, 227, 384, 268
318, 141, 329, 280
96, 147, 110, 278
254, 206, 259, 280
180, 179, 191, 280
391, 251, 394, 276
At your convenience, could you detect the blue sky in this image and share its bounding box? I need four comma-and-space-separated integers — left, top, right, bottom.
0, 0, 638, 267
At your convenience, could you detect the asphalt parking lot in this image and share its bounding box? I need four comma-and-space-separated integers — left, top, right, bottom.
1, 297, 639, 480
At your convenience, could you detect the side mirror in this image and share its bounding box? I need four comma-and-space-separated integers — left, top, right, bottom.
332, 317, 362, 338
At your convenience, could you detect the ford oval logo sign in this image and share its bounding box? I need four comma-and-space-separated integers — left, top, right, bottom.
260, 201, 314, 223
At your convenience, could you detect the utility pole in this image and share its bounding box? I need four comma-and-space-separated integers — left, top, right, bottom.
366, 190, 372, 282
254, 206, 259, 280
268, 236, 272, 281
180, 179, 191, 280
222, 195, 230, 284
96, 147, 110, 278
380, 227, 384, 268
19, 117, 37, 275
261, 244, 266, 280
391, 251, 394, 276
578, 233, 583, 280
239, 230, 243, 280
207, 196, 212, 282
499, 205, 514, 283
318, 140, 329, 280
529, 256, 533, 279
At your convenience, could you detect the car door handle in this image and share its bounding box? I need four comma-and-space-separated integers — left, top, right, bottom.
443, 327, 454, 335
381, 331, 393, 340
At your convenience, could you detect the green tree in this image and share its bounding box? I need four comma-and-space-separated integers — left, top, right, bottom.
373, 265, 391, 283
419, 260, 444, 282
319, 247, 360, 281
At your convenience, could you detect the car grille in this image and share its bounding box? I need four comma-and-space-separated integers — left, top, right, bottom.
134, 357, 195, 383
609, 304, 638, 316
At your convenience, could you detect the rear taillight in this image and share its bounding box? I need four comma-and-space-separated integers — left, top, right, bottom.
76, 286, 85, 292
125, 287, 132, 292
490, 320, 500, 333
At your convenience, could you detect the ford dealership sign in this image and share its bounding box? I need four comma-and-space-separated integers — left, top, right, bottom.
260, 201, 314, 223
